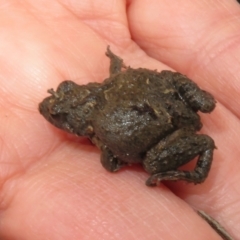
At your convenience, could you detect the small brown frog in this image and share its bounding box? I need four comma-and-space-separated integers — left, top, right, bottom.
39, 47, 216, 186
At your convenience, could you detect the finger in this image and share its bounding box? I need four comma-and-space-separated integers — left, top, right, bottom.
0, 1, 231, 239
0, 146, 221, 240
0, 0, 131, 180
128, 0, 240, 117
164, 103, 239, 239
128, 1, 240, 238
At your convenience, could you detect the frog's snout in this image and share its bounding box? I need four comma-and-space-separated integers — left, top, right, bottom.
39, 97, 52, 119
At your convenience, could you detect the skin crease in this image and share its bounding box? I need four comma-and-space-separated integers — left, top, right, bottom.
0, 0, 239, 239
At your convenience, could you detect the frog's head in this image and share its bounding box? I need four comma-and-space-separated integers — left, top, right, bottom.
39, 80, 99, 136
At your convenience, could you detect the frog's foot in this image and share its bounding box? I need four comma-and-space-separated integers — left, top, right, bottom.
146, 171, 201, 186
106, 46, 126, 75
100, 145, 126, 172
143, 129, 215, 186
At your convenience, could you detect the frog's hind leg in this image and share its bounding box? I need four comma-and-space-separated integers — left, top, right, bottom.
143, 129, 215, 186
106, 46, 126, 76
166, 71, 216, 113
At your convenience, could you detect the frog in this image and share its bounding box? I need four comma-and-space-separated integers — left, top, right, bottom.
39, 46, 216, 186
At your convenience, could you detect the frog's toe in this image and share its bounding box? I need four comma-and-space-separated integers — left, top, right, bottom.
145, 173, 164, 186
146, 172, 180, 186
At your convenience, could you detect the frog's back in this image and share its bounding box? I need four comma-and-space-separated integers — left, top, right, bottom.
102, 68, 201, 123
92, 68, 201, 162
102, 68, 174, 103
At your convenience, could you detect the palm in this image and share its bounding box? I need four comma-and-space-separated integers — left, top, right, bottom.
0, 1, 239, 239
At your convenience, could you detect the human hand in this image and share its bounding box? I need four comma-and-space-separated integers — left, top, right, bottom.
0, 1, 239, 239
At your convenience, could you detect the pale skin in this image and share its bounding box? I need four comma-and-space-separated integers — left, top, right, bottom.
0, 0, 239, 239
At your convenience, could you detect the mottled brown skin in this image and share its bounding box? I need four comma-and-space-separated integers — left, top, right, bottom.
39, 47, 216, 186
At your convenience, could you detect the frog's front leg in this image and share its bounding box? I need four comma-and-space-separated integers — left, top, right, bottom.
106, 46, 126, 76
143, 129, 215, 186
100, 145, 127, 172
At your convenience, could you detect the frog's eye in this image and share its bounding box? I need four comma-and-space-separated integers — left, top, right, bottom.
48, 103, 62, 115
46, 99, 69, 115
57, 80, 77, 93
